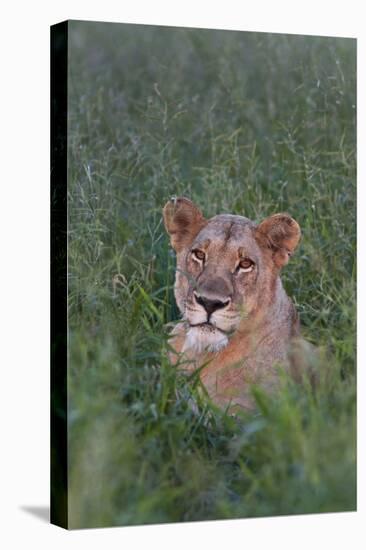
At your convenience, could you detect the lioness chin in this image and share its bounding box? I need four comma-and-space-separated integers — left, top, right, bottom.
163, 196, 304, 414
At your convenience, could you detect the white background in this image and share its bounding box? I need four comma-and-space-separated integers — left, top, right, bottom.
0, 1, 364, 548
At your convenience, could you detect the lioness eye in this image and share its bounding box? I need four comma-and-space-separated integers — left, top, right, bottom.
192, 249, 205, 262
238, 258, 254, 272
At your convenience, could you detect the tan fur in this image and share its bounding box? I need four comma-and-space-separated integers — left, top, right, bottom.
163, 197, 302, 414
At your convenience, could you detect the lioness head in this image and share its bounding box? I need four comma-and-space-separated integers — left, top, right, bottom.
163, 197, 301, 354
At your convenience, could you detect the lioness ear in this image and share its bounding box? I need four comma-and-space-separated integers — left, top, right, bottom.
255, 213, 301, 268
163, 196, 207, 253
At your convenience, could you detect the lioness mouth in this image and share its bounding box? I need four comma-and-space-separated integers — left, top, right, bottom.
189, 321, 231, 334
190, 322, 225, 332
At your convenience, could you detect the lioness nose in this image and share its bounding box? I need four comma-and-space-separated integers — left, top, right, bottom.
194, 292, 230, 318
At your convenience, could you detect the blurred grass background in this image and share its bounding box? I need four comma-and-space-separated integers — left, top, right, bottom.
67, 21, 356, 528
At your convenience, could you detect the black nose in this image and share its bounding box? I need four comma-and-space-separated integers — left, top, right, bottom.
194, 292, 230, 318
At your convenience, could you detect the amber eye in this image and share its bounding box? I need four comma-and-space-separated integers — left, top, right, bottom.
238, 258, 254, 272
192, 249, 205, 262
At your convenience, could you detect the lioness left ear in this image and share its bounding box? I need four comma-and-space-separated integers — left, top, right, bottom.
255, 213, 301, 268
163, 196, 207, 253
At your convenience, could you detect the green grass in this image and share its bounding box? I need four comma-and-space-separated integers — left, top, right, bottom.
67, 21, 356, 529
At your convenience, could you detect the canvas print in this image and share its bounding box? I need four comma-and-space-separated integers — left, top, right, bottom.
51, 20, 356, 529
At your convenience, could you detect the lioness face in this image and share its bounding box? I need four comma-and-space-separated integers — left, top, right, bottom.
163, 197, 300, 353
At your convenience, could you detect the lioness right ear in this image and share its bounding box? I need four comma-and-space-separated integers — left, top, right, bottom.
255, 213, 301, 268
163, 196, 207, 253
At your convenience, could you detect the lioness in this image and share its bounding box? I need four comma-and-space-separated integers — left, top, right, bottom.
163, 196, 302, 413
